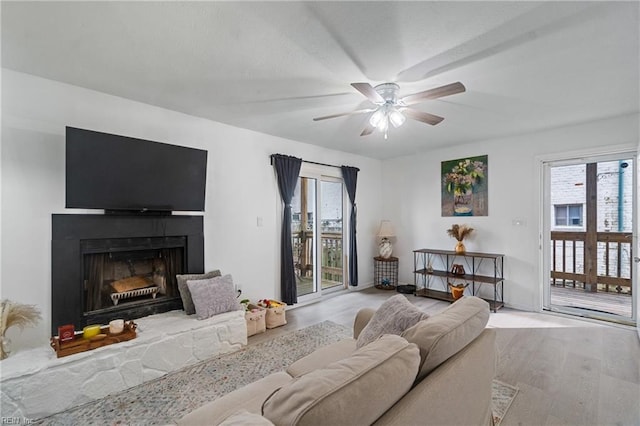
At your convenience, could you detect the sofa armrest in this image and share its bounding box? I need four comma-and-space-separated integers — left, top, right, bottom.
353, 307, 376, 339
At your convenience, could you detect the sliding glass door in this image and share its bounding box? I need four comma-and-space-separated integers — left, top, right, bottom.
543, 153, 637, 324
319, 179, 344, 292
291, 168, 345, 301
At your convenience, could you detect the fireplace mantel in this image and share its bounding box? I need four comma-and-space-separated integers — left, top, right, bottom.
51, 214, 204, 335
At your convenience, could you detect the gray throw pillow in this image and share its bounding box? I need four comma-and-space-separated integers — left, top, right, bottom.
176, 270, 221, 315
356, 294, 429, 348
187, 274, 242, 320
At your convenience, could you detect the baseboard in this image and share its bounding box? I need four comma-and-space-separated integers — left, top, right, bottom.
348, 282, 374, 291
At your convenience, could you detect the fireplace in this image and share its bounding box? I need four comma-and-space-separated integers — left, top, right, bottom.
51, 214, 204, 335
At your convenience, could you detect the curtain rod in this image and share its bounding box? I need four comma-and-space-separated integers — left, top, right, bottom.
303, 159, 340, 169
269, 154, 359, 171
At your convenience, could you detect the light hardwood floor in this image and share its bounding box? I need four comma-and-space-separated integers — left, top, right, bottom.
248, 288, 640, 426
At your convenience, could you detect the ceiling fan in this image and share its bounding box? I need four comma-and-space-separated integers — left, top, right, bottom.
313, 81, 465, 139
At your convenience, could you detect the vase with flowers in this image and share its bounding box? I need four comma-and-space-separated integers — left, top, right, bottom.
444, 159, 486, 216
447, 224, 474, 254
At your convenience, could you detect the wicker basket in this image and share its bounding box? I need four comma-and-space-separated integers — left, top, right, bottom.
264, 302, 287, 329
245, 304, 266, 336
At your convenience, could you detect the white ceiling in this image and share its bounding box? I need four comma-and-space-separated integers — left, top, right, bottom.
2, 1, 639, 159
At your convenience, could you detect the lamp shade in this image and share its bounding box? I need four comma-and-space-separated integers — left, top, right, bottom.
377, 220, 396, 238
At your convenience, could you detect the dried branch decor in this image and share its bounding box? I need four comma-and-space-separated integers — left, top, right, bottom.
0, 299, 41, 360
446, 224, 474, 242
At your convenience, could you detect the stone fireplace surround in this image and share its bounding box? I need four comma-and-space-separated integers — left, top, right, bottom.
51, 213, 205, 335
0, 213, 248, 420
1, 309, 247, 420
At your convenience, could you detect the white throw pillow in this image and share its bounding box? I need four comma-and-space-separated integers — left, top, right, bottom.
187, 274, 242, 320
356, 294, 429, 348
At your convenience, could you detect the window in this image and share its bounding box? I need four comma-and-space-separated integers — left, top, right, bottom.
555, 204, 583, 226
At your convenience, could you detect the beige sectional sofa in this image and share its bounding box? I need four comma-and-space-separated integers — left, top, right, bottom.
178, 296, 496, 426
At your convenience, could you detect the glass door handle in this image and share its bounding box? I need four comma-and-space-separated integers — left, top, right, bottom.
634, 257, 640, 263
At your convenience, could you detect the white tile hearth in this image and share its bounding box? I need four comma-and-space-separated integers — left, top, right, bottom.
0, 309, 247, 420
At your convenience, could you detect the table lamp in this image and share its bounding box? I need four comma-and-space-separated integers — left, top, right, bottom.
377, 220, 396, 259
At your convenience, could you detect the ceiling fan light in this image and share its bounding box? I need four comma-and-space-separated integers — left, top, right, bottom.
388, 109, 406, 128
377, 116, 389, 133
369, 109, 385, 127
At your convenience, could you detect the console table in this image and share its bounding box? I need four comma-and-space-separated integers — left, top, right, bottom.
413, 249, 504, 312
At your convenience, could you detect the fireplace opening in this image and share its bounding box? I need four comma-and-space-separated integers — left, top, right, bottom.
80, 236, 185, 322
83, 244, 184, 314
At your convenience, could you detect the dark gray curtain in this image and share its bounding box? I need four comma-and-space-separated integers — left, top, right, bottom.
86, 253, 106, 311
341, 166, 359, 286
272, 154, 302, 305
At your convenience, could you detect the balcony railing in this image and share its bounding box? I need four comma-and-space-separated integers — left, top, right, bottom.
292, 231, 343, 286
550, 231, 632, 294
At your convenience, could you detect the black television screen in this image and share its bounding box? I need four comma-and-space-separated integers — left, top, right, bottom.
66, 127, 207, 212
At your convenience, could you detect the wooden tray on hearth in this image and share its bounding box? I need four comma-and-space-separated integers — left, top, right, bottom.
50, 321, 137, 358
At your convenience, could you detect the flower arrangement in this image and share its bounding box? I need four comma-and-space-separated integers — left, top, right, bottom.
443, 159, 486, 196
0, 299, 41, 360
240, 299, 251, 311
257, 299, 284, 309
446, 224, 474, 241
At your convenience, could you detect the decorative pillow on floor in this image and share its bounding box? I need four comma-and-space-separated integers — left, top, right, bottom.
356, 294, 429, 348
187, 274, 242, 320
176, 270, 221, 314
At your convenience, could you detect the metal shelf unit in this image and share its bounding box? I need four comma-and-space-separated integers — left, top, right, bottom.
413, 248, 505, 312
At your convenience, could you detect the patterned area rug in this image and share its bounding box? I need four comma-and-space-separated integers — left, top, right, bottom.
37, 321, 518, 425
37, 321, 352, 425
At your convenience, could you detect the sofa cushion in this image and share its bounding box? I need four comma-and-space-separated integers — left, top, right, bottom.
187, 274, 243, 320
218, 409, 275, 426
176, 270, 221, 314
356, 294, 429, 348
262, 334, 420, 426
177, 371, 292, 426
401, 296, 490, 382
286, 339, 357, 377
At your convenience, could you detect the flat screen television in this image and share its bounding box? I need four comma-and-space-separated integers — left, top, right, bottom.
66, 127, 207, 213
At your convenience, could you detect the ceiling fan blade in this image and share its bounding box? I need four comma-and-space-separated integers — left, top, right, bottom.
351, 82, 385, 104
360, 123, 375, 136
401, 82, 466, 105
403, 108, 445, 126
313, 108, 375, 121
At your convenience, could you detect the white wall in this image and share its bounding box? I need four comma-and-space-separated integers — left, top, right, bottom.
0, 70, 382, 349
382, 113, 639, 312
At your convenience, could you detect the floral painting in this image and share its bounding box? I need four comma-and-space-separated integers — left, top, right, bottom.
441, 155, 488, 216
